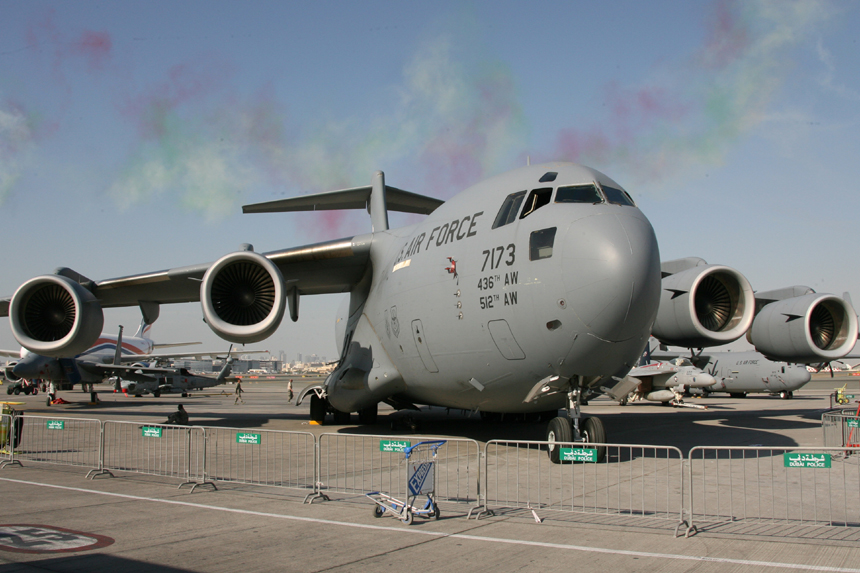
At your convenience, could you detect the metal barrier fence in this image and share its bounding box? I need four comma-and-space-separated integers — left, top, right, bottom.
0, 414, 17, 468
481, 440, 685, 526
199, 426, 315, 493
0, 414, 101, 471
822, 408, 860, 447
684, 446, 860, 537
316, 433, 481, 506
101, 420, 205, 487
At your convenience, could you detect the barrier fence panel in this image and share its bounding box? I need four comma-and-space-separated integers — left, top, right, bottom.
686, 446, 860, 537
822, 409, 860, 448
2, 415, 101, 471
317, 434, 481, 505
102, 421, 204, 483
200, 426, 315, 492
483, 440, 685, 525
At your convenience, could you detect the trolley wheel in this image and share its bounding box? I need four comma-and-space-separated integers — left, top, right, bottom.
372, 505, 384, 518
401, 509, 413, 525
546, 416, 572, 464
6, 386, 12, 395
46, 396, 52, 406
434, 505, 441, 520
13, 388, 20, 395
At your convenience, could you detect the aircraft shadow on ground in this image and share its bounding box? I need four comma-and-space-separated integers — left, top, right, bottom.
0, 554, 197, 573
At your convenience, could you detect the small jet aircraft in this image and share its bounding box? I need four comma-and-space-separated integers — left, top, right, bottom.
609, 357, 716, 408
2, 162, 857, 463
1, 319, 261, 403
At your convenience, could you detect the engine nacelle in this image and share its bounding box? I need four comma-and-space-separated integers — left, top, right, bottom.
9, 275, 104, 357
200, 250, 287, 344
3, 362, 20, 382
749, 293, 858, 363
652, 264, 754, 348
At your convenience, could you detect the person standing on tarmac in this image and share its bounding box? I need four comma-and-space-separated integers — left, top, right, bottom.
234, 380, 244, 404
288, 379, 294, 403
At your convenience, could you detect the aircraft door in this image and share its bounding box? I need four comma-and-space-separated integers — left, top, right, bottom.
411, 319, 439, 373
488, 319, 526, 360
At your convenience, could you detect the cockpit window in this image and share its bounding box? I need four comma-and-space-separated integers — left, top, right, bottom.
603, 185, 635, 206
520, 187, 553, 219
555, 184, 603, 204
492, 190, 526, 229
529, 227, 557, 260
672, 357, 693, 367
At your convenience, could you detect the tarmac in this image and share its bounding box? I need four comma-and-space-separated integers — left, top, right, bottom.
1, 373, 860, 572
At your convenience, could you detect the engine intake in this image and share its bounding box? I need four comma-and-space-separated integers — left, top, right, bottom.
9, 275, 104, 357
749, 293, 858, 362
200, 250, 286, 344
652, 264, 754, 348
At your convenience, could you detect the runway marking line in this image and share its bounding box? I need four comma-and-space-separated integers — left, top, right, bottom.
1, 476, 858, 572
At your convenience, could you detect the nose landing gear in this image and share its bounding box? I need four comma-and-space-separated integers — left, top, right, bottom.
545, 382, 606, 464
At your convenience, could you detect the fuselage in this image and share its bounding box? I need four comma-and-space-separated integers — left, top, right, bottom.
703, 351, 812, 394
330, 162, 662, 413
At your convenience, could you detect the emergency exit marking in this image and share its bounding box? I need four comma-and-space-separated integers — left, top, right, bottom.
559, 448, 598, 462
237, 433, 261, 444
46, 421, 64, 430
380, 440, 411, 453
784, 453, 831, 468
141, 427, 162, 438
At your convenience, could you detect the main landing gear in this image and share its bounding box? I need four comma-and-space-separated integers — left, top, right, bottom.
546, 385, 606, 464
308, 392, 378, 426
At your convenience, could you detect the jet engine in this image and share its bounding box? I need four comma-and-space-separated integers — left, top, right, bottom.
651, 261, 754, 348
9, 275, 104, 357
200, 250, 287, 344
749, 293, 858, 363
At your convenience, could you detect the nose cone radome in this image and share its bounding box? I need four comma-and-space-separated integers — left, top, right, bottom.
562, 211, 661, 341
12, 354, 43, 379
691, 372, 717, 388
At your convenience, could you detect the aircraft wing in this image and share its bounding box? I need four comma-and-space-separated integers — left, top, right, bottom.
0, 236, 372, 315
0, 349, 20, 358
118, 349, 269, 363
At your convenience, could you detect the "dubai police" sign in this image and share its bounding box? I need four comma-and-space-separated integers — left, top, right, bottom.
46, 420, 64, 430
559, 448, 598, 462
236, 433, 261, 444
784, 453, 831, 468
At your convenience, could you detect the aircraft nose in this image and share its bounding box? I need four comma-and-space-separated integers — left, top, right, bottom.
693, 372, 717, 387
561, 211, 661, 341
12, 355, 39, 379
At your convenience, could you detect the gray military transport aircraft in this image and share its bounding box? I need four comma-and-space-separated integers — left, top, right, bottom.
2, 162, 858, 463
685, 351, 812, 399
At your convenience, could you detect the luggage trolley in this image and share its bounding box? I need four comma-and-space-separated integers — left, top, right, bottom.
366, 440, 446, 525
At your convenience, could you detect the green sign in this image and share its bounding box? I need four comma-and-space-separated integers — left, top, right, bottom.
847, 419, 860, 429
141, 426, 163, 438
560, 448, 598, 462
784, 453, 831, 468
236, 433, 261, 445
380, 440, 411, 453
46, 420, 64, 430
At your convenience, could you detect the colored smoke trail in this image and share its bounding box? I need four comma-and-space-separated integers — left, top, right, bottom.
549, 0, 832, 191
0, 102, 38, 205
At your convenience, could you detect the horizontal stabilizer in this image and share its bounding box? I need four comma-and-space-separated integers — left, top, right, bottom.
243, 185, 444, 216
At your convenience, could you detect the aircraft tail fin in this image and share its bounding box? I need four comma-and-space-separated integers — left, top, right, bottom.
133, 318, 150, 339
242, 171, 444, 233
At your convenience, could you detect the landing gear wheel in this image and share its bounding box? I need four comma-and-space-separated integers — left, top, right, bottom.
333, 409, 351, 425
358, 403, 378, 425
581, 417, 607, 463
546, 416, 572, 464
780, 390, 789, 399
153, 391, 161, 398
788, 391, 794, 399
372, 505, 384, 518
309, 394, 326, 425
46, 396, 52, 406
401, 509, 413, 525
181, 392, 188, 398
729, 392, 746, 398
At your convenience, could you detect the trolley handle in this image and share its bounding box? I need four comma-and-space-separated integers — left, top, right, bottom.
404, 440, 447, 459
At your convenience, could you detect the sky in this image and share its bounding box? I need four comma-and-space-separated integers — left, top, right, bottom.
2, 0, 860, 360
